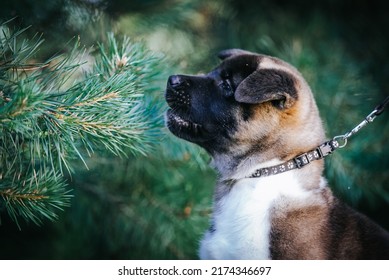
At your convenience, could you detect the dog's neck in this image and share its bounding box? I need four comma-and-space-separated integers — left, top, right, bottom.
211, 146, 325, 185
210, 119, 326, 182
211, 151, 275, 180
211, 153, 325, 208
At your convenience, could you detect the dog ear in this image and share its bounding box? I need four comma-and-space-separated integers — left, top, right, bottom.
218, 49, 253, 60
235, 69, 297, 109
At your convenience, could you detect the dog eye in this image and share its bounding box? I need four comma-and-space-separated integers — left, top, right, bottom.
219, 75, 234, 97
223, 78, 232, 90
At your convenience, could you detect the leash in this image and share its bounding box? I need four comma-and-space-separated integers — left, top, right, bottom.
249, 96, 389, 178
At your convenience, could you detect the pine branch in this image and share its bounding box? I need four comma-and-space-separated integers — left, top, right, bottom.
0, 21, 165, 227
0, 169, 71, 229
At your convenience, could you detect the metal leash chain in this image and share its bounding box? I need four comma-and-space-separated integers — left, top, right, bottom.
249, 96, 389, 178
332, 95, 389, 149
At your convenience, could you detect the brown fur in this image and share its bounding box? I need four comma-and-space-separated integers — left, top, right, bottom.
270, 188, 333, 259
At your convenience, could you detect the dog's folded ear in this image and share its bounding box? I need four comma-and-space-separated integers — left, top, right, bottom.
235, 69, 297, 109
218, 49, 253, 60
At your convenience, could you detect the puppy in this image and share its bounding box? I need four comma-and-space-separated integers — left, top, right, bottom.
165, 49, 389, 259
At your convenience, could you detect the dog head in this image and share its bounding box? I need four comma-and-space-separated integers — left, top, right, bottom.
165, 49, 325, 173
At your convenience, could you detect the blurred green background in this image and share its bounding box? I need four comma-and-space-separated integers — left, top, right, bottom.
0, 0, 388, 259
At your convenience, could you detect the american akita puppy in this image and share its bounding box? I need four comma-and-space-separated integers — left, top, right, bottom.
164, 49, 389, 259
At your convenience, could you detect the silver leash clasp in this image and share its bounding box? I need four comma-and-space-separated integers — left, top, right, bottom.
333, 108, 380, 149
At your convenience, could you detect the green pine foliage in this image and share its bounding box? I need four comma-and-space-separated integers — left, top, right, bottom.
51, 151, 214, 259
0, 22, 164, 227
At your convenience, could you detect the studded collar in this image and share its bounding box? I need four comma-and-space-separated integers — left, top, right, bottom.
248, 140, 340, 178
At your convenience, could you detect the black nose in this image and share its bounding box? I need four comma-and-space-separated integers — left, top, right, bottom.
168, 75, 184, 88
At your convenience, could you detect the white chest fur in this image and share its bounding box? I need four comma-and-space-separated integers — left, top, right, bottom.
199, 168, 312, 260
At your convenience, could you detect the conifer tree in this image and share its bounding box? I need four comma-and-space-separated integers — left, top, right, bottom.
0, 21, 164, 228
